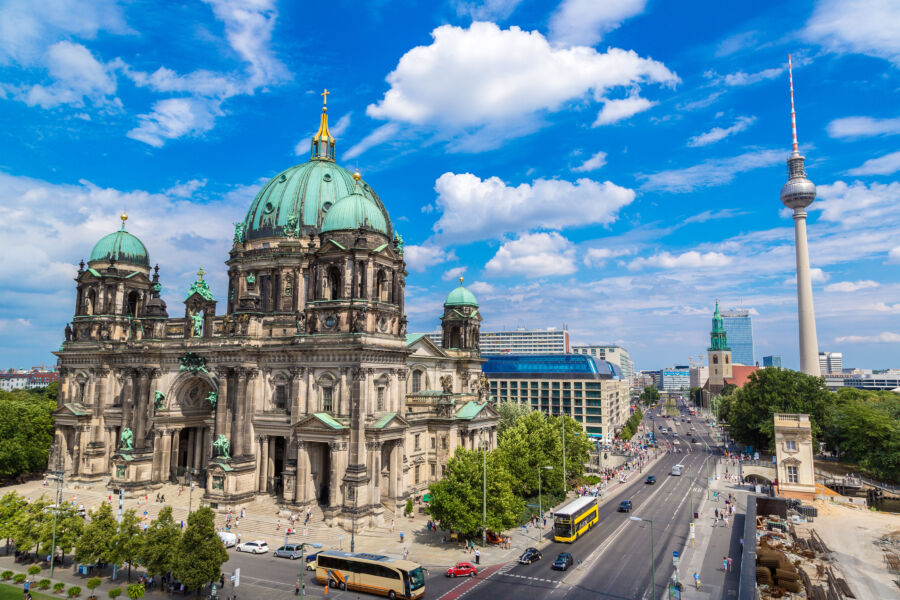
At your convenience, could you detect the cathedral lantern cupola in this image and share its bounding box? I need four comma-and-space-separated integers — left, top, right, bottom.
707, 300, 732, 385
311, 88, 335, 161
88, 212, 150, 271
441, 277, 481, 353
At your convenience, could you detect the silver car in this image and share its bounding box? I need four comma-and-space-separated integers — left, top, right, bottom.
273, 544, 304, 559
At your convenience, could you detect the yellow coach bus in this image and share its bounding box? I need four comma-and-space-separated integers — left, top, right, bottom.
316, 550, 426, 599
553, 496, 599, 543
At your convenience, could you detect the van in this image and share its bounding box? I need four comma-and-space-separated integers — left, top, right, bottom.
218, 531, 237, 548
671, 464, 683, 476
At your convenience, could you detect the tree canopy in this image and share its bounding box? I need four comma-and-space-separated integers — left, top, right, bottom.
639, 386, 660, 406
140, 506, 181, 578
76, 502, 117, 566
172, 507, 227, 593
495, 401, 532, 440
0, 389, 56, 479
822, 389, 900, 480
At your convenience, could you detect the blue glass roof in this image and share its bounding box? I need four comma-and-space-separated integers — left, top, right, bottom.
482, 354, 622, 379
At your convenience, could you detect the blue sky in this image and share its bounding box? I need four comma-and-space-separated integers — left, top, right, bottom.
1, 0, 899, 372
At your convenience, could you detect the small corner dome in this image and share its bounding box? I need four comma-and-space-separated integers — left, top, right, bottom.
445, 280, 478, 307
88, 218, 150, 268
320, 190, 389, 235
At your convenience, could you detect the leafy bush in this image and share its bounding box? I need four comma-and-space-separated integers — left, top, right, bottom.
39, 578, 52, 590
87, 577, 102, 597
125, 583, 144, 599
68, 585, 82, 597
54, 581, 66, 593
1, 570, 12, 580
13, 573, 26, 584
28, 565, 42, 577
405, 498, 413, 516
108, 588, 122, 599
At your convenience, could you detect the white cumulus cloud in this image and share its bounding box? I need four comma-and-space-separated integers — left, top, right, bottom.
548, 0, 647, 47
593, 95, 656, 126
485, 232, 577, 278
573, 151, 608, 172
128, 98, 224, 148
835, 332, 900, 343
846, 151, 900, 176
362, 22, 677, 152
21, 41, 119, 109
442, 266, 468, 281
628, 250, 732, 270
431, 172, 635, 244
583, 247, 631, 267
640, 149, 783, 193
824, 280, 879, 292
687, 116, 755, 147
805, 0, 900, 65
826, 115, 900, 138
453, 0, 523, 20
814, 181, 900, 226
404, 245, 456, 272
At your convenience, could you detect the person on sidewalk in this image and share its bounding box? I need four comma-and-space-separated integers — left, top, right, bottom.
727, 556, 733, 572
693, 572, 701, 590
722, 557, 728, 572
295, 578, 301, 596
475, 549, 480, 565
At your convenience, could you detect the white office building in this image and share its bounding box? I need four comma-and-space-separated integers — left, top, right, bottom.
818, 352, 843, 375
571, 345, 634, 380
662, 367, 691, 393
429, 327, 571, 355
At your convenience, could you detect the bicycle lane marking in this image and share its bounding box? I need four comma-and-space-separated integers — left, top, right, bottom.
435, 562, 510, 600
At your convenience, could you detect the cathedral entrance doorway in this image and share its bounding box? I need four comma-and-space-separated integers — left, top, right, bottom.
307, 442, 332, 505
172, 426, 210, 487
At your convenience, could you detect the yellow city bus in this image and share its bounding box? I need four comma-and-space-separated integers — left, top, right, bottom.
553, 496, 599, 543
315, 550, 426, 599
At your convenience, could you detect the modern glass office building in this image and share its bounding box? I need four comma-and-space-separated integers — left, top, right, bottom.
482, 354, 628, 440
762, 355, 782, 368
721, 309, 754, 365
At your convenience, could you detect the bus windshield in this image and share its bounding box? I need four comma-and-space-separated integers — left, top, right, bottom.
554, 521, 571, 538
405, 567, 425, 590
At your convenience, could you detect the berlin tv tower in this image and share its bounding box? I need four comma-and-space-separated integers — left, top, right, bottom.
780, 55, 821, 376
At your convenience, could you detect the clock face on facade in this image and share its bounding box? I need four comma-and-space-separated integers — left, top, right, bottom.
324, 316, 335, 329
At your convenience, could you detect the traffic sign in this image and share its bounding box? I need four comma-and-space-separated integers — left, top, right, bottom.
231, 568, 240, 587
672, 550, 680, 567
689, 523, 695, 538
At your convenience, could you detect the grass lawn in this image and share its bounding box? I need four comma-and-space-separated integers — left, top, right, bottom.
0, 582, 57, 599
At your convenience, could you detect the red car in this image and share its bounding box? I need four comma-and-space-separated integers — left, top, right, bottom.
446, 562, 477, 577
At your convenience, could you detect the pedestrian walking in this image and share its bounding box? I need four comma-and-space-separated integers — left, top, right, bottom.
475, 549, 480, 565
390, 519, 395, 532
295, 578, 301, 596
241, 507, 245, 519
723, 557, 728, 572
237, 533, 242, 544
403, 548, 408, 560
693, 572, 701, 590
724, 514, 729, 527
727, 557, 733, 572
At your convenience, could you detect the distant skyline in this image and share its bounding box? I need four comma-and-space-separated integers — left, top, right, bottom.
1, 1, 899, 371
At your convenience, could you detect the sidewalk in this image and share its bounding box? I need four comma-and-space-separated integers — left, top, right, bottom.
676, 458, 747, 598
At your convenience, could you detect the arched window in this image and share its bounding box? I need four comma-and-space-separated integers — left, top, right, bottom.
376, 270, 389, 302
450, 326, 461, 348
84, 289, 96, 315
127, 291, 140, 317
712, 355, 719, 364
725, 355, 730, 364
326, 266, 342, 300
412, 370, 423, 393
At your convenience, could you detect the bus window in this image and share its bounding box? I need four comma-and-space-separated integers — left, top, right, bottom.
404, 567, 425, 591
554, 520, 571, 539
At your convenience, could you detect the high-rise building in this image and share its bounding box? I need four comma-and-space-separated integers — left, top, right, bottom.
689, 366, 708, 389
780, 55, 820, 376
476, 328, 570, 354
571, 345, 634, 380
661, 367, 690, 393
763, 355, 782, 368
818, 352, 843, 375
482, 354, 628, 441
721, 309, 754, 365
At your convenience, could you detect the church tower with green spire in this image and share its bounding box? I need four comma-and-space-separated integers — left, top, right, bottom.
707, 300, 732, 392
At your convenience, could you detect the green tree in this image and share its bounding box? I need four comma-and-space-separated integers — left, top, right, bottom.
427, 448, 522, 536
823, 389, 900, 480
639, 386, 660, 406
496, 401, 532, 439
75, 502, 117, 569
172, 507, 227, 595
125, 583, 144, 600
109, 509, 143, 581
0, 390, 56, 478
40, 504, 84, 561
726, 368, 831, 451
0, 492, 27, 553
11, 495, 49, 556
86, 577, 102, 599
140, 506, 181, 578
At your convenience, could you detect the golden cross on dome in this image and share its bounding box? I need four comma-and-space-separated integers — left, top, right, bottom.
120, 211, 128, 227
459, 276, 464, 285
321, 88, 330, 107
197, 265, 206, 280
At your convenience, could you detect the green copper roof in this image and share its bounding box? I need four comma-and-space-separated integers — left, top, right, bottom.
321, 190, 389, 234
456, 401, 488, 420
89, 228, 150, 268
445, 282, 478, 307
372, 411, 398, 429
708, 301, 730, 351
243, 161, 391, 240
405, 334, 425, 346
313, 412, 347, 429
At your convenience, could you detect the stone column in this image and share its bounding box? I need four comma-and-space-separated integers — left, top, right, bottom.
267, 437, 276, 491
201, 427, 210, 468
366, 441, 381, 507
215, 368, 229, 437
91, 369, 108, 443
295, 441, 309, 503
233, 370, 248, 457
151, 429, 164, 480
289, 368, 304, 421
186, 429, 195, 470
193, 427, 203, 470
170, 429, 181, 473
135, 369, 150, 449
328, 441, 340, 507
258, 435, 268, 492
339, 369, 349, 416
160, 430, 174, 481
241, 369, 257, 458
392, 442, 404, 505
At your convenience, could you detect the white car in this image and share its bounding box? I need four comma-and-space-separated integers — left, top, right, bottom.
237, 540, 269, 554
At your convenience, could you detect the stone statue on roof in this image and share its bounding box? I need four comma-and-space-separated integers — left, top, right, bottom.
120, 427, 133, 451
213, 434, 230, 460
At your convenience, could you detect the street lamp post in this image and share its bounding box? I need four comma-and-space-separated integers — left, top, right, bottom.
481, 430, 487, 548
537, 466, 553, 544
298, 541, 323, 597
629, 516, 656, 600
49, 444, 64, 577
561, 416, 566, 496
187, 468, 196, 514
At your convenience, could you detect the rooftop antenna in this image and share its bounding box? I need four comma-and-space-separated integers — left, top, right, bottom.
789, 54, 799, 155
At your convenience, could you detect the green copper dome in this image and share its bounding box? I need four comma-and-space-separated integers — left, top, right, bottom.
321, 188, 389, 234
243, 161, 390, 241
445, 280, 478, 307
89, 221, 150, 268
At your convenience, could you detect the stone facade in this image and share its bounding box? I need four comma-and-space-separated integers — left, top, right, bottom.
52, 105, 497, 529
773, 413, 816, 500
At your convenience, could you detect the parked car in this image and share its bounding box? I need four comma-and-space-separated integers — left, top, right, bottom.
217, 532, 237, 548
618, 500, 633, 512
645, 475, 656, 485
236, 540, 268, 554
305, 552, 319, 571
273, 544, 304, 559
691, 437, 698, 444
447, 562, 477, 577
518, 548, 542, 564
552, 553, 574, 571
486, 530, 503, 545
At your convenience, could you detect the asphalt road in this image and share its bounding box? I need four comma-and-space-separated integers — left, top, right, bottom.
433, 407, 720, 600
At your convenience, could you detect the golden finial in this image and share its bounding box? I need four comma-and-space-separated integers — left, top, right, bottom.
197, 265, 205, 280
120, 211, 128, 229
321, 88, 330, 110
459, 276, 464, 285
353, 169, 361, 181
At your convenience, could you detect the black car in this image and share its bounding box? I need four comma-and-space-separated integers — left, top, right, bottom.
518, 547, 542, 564
645, 475, 656, 485
691, 437, 698, 444
552, 553, 574, 571
618, 500, 633, 512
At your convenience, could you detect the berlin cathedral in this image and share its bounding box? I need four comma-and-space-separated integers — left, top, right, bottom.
53, 97, 498, 528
